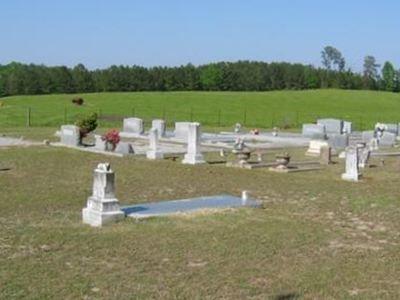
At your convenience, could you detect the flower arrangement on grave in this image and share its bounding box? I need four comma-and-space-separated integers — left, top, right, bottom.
75, 113, 98, 142
102, 129, 120, 151
250, 128, 260, 135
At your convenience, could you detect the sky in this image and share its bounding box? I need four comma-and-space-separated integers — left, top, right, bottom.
1, 0, 399, 71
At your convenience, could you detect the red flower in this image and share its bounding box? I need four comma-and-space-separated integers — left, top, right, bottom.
102, 129, 120, 146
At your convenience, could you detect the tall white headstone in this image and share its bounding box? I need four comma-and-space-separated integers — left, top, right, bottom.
182, 122, 205, 165
82, 163, 124, 227
151, 119, 166, 137
341, 147, 362, 182
146, 128, 163, 159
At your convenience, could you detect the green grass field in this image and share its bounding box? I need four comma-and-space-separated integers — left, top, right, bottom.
1, 89, 400, 130
1, 143, 400, 298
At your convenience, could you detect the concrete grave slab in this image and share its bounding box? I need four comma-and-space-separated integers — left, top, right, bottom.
123, 194, 261, 219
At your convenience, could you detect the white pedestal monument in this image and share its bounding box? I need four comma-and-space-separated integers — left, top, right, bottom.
341, 147, 362, 182
146, 128, 164, 159
82, 163, 124, 227
182, 122, 205, 165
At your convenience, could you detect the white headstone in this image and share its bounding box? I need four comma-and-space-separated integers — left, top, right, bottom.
306, 140, 329, 156
341, 147, 362, 182
146, 128, 163, 159
151, 119, 166, 137
60, 125, 80, 146
342, 121, 353, 134
182, 122, 205, 165
174, 122, 191, 139
123, 118, 144, 134
82, 163, 124, 227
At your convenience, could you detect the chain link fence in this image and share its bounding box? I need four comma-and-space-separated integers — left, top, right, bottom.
0, 104, 398, 131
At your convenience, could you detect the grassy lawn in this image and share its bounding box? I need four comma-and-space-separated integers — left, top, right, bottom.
1, 89, 400, 130
1, 128, 400, 298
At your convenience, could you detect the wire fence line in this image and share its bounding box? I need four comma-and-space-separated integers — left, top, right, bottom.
0, 105, 398, 131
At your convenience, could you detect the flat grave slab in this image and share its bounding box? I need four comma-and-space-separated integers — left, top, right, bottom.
122, 194, 261, 219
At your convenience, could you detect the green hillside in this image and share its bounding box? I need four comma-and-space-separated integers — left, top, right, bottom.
1, 89, 400, 130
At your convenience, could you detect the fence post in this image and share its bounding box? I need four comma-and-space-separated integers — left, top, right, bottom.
26, 107, 31, 127
64, 107, 67, 124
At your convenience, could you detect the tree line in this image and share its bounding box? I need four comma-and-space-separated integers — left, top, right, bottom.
0, 46, 399, 96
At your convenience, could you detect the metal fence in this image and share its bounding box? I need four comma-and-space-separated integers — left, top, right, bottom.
0, 105, 398, 131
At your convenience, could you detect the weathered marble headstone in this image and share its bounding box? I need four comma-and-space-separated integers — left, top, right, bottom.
341, 147, 361, 182
60, 125, 80, 146
328, 134, 349, 149
174, 122, 192, 139
362, 131, 375, 143
306, 140, 329, 156
379, 132, 396, 147
342, 121, 353, 134
151, 119, 166, 137
146, 128, 163, 159
82, 163, 124, 227
317, 118, 343, 134
320, 146, 332, 165
123, 118, 144, 134
182, 123, 205, 164
302, 124, 326, 139
359, 148, 371, 168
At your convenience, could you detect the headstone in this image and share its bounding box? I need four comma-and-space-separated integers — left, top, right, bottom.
60, 125, 80, 146
362, 131, 375, 143
123, 118, 144, 134
320, 146, 332, 165
328, 134, 349, 149
385, 123, 398, 135
82, 163, 124, 227
379, 132, 396, 147
317, 118, 343, 134
174, 122, 192, 139
94, 135, 106, 150
369, 137, 379, 151
306, 140, 329, 156
342, 121, 353, 134
234, 123, 242, 133
151, 119, 166, 137
146, 128, 163, 159
359, 147, 371, 168
341, 147, 362, 182
302, 124, 326, 139
182, 123, 205, 165
115, 142, 134, 154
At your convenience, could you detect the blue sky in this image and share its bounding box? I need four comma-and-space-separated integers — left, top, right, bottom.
1, 0, 399, 71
